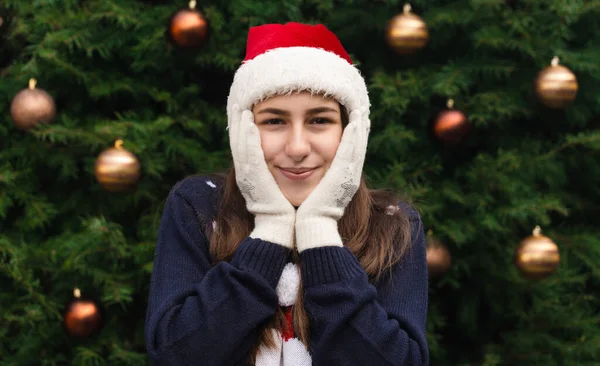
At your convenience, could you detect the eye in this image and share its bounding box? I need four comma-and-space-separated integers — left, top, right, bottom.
310, 118, 331, 125
261, 118, 284, 125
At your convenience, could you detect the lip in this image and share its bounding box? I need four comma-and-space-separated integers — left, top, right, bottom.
279, 167, 316, 181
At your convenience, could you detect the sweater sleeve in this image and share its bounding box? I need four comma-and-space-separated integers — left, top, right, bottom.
300, 209, 429, 365
145, 181, 291, 365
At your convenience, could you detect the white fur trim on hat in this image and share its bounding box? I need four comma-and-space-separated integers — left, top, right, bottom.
227, 46, 370, 124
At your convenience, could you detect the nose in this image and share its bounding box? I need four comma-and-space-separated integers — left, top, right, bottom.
284, 124, 311, 161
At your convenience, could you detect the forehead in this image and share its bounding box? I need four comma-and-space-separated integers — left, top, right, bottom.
254, 91, 340, 111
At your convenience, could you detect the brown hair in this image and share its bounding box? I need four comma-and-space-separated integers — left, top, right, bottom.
203, 103, 414, 362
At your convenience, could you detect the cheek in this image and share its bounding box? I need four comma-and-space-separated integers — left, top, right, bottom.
258, 130, 280, 162
319, 128, 343, 163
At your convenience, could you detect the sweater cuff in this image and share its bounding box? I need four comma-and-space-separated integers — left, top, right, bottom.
231, 237, 291, 288
300, 246, 365, 287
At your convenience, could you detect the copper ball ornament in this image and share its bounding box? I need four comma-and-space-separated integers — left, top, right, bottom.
515, 226, 560, 280
426, 231, 452, 278
432, 99, 471, 146
10, 78, 56, 130
535, 56, 578, 109
63, 288, 103, 338
168, 0, 209, 48
94, 139, 141, 192
385, 4, 429, 55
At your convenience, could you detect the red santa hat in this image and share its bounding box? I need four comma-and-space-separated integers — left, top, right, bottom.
227, 22, 370, 125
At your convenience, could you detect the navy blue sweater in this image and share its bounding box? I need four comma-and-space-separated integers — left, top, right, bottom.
145, 175, 429, 365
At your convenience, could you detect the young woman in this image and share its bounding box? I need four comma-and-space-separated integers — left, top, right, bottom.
145, 22, 429, 365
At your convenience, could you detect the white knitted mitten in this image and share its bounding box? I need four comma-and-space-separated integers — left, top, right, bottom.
229, 105, 296, 249
295, 109, 369, 252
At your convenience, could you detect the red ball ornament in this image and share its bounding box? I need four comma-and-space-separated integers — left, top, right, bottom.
432, 99, 470, 146
167, 0, 209, 48
426, 230, 452, 278
62, 288, 103, 338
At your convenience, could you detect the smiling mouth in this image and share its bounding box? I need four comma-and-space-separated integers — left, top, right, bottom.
278, 167, 317, 181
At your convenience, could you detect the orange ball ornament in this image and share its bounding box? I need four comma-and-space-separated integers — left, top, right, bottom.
168, 0, 209, 48
62, 288, 103, 338
432, 99, 471, 146
10, 78, 56, 131
426, 230, 452, 278
385, 4, 429, 55
515, 226, 560, 280
94, 140, 141, 192
535, 56, 578, 109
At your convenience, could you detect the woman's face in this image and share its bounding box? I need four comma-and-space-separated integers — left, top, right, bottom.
252, 91, 344, 206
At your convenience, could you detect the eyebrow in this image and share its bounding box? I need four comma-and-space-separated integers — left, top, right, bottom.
255, 107, 338, 116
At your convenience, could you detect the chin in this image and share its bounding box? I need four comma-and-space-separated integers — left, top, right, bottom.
281, 184, 315, 207
283, 190, 309, 207
287, 195, 306, 207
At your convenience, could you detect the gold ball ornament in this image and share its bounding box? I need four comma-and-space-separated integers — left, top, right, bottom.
535, 56, 578, 109
432, 99, 471, 146
10, 78, 56, 130
94, 140, 141, 192
168, 0, 209, 48
62, 288, 103, 339
385, 4, 429, 55
426, 230, 452, 278
515, 226, 560, 280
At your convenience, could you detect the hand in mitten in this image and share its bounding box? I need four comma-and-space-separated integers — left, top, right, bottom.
229, 105, 296, 249
295, 109, 370, 252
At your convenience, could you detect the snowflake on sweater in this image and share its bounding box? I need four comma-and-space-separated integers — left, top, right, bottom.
256, 263, 312, 365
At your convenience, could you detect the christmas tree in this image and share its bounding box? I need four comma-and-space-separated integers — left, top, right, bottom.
1, 0, 599, 364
